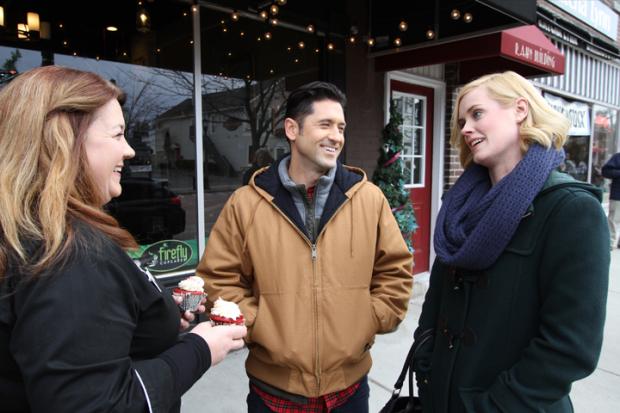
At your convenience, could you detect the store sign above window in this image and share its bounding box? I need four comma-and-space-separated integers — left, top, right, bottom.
548, 0, 618, 40
501, 26, 564, 73
544, 93, 591, 136
537, 19, 579, 46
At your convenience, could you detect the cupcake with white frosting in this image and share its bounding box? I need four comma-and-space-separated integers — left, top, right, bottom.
172, 276, 204, 312
209, 297, 245, 326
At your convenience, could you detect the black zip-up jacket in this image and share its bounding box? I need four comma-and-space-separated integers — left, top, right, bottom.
602, 152, 620, 200
0, 223, 211, 412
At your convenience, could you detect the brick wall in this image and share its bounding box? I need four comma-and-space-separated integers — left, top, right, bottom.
444, 63, 463, 192
343, 2, 385, 178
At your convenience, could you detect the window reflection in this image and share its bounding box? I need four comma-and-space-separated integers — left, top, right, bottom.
559, 136, 589, 182
592, 106, 618, 197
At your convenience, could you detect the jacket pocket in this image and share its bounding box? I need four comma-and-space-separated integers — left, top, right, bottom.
321, 287, 376, 371
250, 292, 315, 372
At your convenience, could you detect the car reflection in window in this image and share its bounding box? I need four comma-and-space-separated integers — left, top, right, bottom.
106, 177, 186, 245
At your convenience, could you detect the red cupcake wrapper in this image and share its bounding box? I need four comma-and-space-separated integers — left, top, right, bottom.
210, 314, 245, 325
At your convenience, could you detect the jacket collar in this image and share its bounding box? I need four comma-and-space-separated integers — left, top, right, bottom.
252, 154, 365, 240
522, 170, 603, 220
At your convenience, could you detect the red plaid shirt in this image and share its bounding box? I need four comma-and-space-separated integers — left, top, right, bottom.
251, 382, 361, 413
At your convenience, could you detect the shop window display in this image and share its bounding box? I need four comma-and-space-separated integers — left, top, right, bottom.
592, 106, 619, 200
559, 136, 590, 182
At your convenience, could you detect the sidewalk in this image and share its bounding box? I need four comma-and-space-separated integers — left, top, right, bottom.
182, 248, 620, 412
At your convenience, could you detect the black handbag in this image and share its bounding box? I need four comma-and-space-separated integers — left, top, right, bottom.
379, 329, 434, 413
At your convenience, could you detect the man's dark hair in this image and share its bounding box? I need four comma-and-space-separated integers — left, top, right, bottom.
285, 81, 346, 128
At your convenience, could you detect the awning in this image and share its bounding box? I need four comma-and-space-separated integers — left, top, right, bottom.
375, 25, 565, 82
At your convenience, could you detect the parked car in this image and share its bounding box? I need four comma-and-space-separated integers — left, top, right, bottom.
106, 177, 186, 245
0, 70, 17, 88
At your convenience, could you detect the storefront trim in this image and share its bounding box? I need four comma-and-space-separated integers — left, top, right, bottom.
384, 70, 446, 274
192, 5, 206, 257
533, 39, 620, 110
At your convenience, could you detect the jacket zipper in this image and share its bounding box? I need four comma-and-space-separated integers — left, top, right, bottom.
311, 243, 320, 391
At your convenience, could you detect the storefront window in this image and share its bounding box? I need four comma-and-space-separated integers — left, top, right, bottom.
544, 92, 592, 182
393, 92, 426, 187
199, 76, 288, 234
1, 0, 338, 282
560, 136, 590, 182
0, 2, 203, 279
592, 105, 619, 201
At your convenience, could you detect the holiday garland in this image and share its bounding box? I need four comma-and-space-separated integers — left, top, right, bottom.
372, 101, 418, 252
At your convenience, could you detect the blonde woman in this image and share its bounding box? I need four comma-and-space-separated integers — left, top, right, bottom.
413, 71, 609, 412
0, 66, 246, 412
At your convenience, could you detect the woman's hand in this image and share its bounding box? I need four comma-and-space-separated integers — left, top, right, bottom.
190, 322, 247, 366
175, 295, 207, 331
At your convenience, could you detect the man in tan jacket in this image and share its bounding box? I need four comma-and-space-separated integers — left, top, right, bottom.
197, 81, 413, 412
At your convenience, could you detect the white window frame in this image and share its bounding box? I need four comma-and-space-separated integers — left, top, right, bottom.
392, 91, 427, 189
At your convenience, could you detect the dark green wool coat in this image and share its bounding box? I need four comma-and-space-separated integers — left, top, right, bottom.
415, 171, 610, 413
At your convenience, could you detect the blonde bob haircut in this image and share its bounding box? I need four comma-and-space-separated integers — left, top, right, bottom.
450, 71, 570, 168
0, 66, 137, 278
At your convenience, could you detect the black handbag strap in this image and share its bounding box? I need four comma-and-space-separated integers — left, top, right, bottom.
392, 328, 435, 393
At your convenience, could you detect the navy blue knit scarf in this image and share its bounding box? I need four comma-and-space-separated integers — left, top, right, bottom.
434, 144, 564, 270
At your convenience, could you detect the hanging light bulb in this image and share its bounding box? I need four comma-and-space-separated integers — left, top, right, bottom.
270, 4, 279, 15
394, 37, 402, 47
136, 6, 150, 32
463, 12, 473, 23
425, 29, 435, 39
349, 35, 356, 44
298, 41, 305, 49
259, 10, 268, 20
277, 0, 287, 5
450, 9, 461, 20
367, 37, 375, 47
306, 24, 315, 33
398, 20, 408, 32
231, 11, 240, 21
0, 7, 4, 27
264, 32, 272, 40
327, 42, 335, 51
270, 18, 278, 26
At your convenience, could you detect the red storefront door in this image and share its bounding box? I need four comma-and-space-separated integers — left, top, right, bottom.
390, 80, 434, 274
